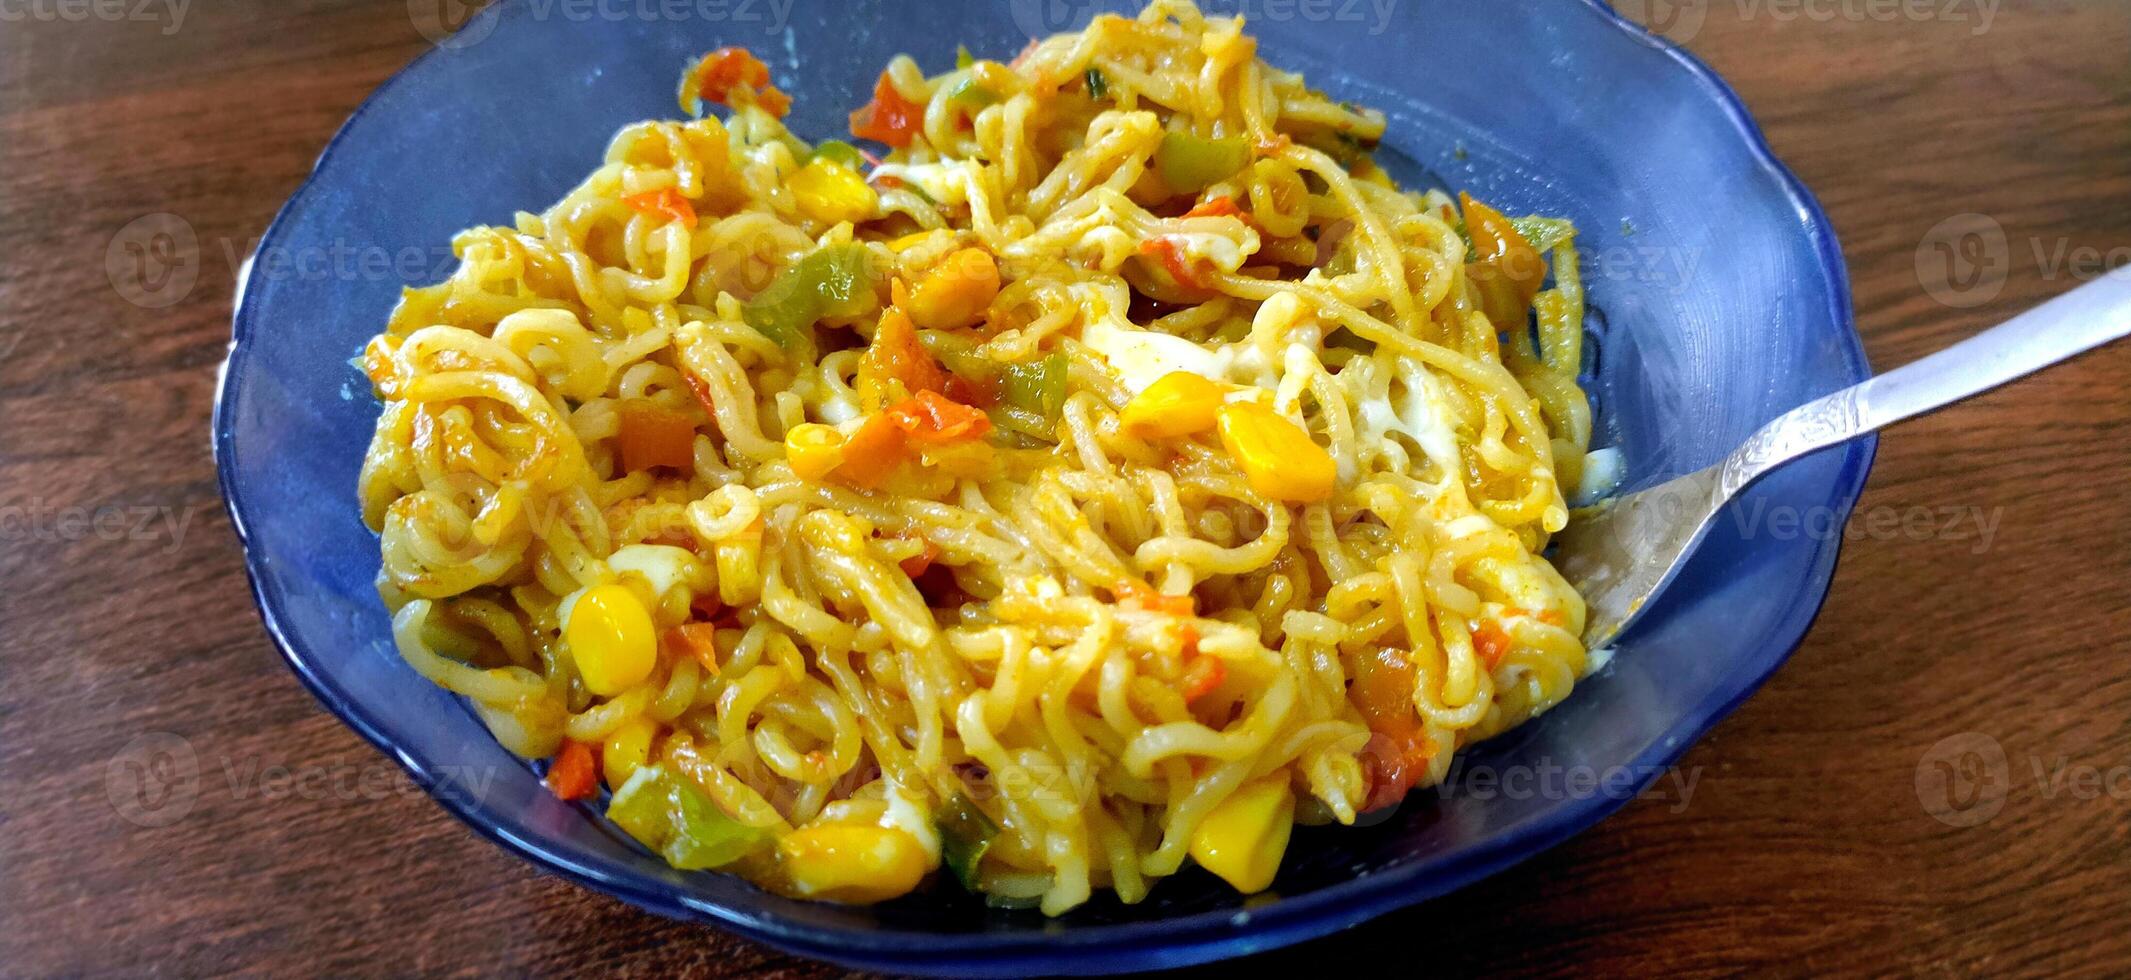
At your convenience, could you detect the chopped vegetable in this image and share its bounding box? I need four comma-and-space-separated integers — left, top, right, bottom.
1155, 131, 1251, 193
897, 535, 942, 578
809, 139, 866, 172
622, 188, 698, 229
1471, 620, 1514, 669
857, 305, 948, 408
1136, 237, 1215, 296
545, 740, 599, 801
1216, 402, 1336, 502
788, 158, 879, 226
955, 45, 975, 70
1180, 637, 1225, 704
778, 824, 930, 904
1120, 370, 1223, 439
602, 718, 657, 790
936, 792, 1000, 891
1183, 196, 1243, 220
887, 390, 993, 445
742, 243, 876, 353
904, 248, 1000, 330
783, 422, 847, 481
1460, 192, 1545, 328
850, 71, 924, 147
563, 583, 658, 696
1351, 647, 1433, 812
663, 622, 723, 675
944, 75, 998, 108
998, 351, 1067, 419
836, 412, 907, 489
680, 47, 790, 118
615, 402, 696, 472
1117, 579, 1194, 617
607, 764, 774, 870
1188, 775, 1294, 894
1084, 67, 1109, 99
1509, 215, 1576, 255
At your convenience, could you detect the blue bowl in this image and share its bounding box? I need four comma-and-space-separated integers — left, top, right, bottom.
214, 0, 1871, 973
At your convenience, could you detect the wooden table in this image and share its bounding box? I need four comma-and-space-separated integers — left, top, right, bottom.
4, 1, 2128, 974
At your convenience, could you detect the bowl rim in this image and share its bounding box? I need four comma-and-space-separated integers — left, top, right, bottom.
212, 1, 1876, 973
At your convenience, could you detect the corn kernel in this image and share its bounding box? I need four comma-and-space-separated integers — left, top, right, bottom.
1217, 402, 1336, 502
904, 247, 999, 330
784, 422, 847, 481
1188, 775, 1295, 894
788, 158, 878, 226
602, 716, 657, 789
562, 583, 658, 696
777, 824, 929, 904
1120, 371, 1224, 439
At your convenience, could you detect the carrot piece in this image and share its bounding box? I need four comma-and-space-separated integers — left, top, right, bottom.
664, 622, 723, 676
886, 390, 992, 445
1471, 621, 1514, 669
683, 371, 718, 419
615, 402, 697, 472
1115, 579, 1195, 617
897, 536, 942, 578
836, 413, 907, 489
688, 47, 790, 117
622, 188, 698, 228
856, 306, 948, 409
849, 71, 924, 147
545, 740, 599, 801
1178, 626, 1226, 703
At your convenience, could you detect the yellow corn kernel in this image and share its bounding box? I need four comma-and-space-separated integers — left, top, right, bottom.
715, 522, 763, 607
563, 584, 658, 696
1188, 775, 1295, 894
1120, 371, 1225, 439
788, 158, 878, 226
1217, 402, 1336, 502
784, 422, 846, 481
904, 247, 1000, 330
602, 716, 657, 789
777, 824, 929, 904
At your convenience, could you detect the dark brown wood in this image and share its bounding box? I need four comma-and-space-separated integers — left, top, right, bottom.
3, 1, 2128, 975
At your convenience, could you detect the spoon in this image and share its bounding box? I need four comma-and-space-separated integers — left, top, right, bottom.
1555, 273, 2131, 648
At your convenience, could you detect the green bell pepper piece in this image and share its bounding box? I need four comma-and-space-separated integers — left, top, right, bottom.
606, 764, 773, 871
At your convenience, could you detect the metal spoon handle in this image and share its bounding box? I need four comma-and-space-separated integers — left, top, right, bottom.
1720, 273, 2131, 495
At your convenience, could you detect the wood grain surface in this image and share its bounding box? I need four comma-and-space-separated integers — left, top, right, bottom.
3, 1, 2128, 975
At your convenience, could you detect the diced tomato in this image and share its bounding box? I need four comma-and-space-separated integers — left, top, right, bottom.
896, 534, 942, 578
622, 188, 698, 228
850, 71, 924, 147
615, 402, 697, 472
886, 390, 992, 444
1115, 579, 1195, 617
664, 622, 722, 675
836, 412, 907, 489
1350, 647, 1435, 811
690, 47, 790, 117
544, 740, 598, 800
1178, 626, 1225, 704
857, 306, 948, 408
684, 371, 718, 419
1137, 236, 1213, 292
1183, 196, 1242, 219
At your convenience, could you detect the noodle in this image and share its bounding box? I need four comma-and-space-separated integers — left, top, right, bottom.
358, 0, 1593, 914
